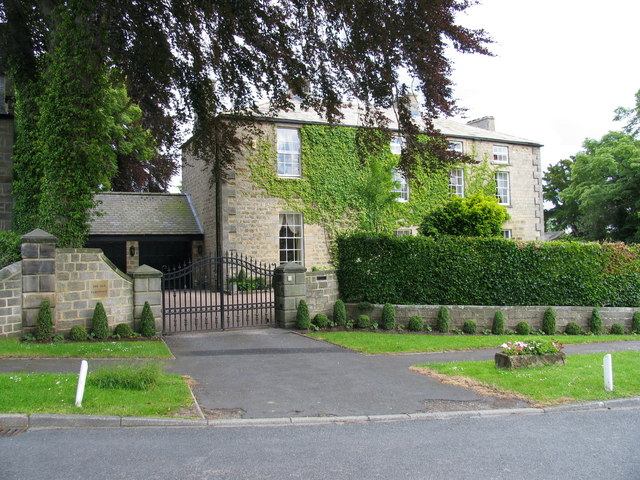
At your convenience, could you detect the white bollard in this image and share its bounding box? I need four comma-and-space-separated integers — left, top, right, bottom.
603, 354, 614, 392
75, 360, 88, 407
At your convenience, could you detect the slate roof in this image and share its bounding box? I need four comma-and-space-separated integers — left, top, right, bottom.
252, 98, 542, 147
89, 193, 203, 236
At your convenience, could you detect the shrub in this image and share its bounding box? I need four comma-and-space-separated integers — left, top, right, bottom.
462, 319, 477, 335
34, 300, 54, 341
139, 301, 156, 337
357, 301, 373, 312
407, 316, 424, 332
336, 234, 640, 307
492, 311, 505, 335
564, 322, 582, 335
114, 323, 135, 338
542, 307, 556, 335
333, 300, 347, 326
589, 308, 603, 335
91, 302, 110, 339
381, 303, 396, 330
610, 323, 625, 335
89, 362, 162, 390
68, 325, 89, 341
355, 314, 371, 329
632, 311, 640, 334
420, 193, 509, 238
295, 300, 311, 330
436, 306, 450, 333
516, 321, 531, 335
313, 313, 329, 329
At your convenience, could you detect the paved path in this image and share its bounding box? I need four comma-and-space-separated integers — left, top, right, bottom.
1, 330, 639, 419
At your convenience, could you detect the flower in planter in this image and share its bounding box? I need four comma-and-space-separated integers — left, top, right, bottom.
500, 340, 563, 356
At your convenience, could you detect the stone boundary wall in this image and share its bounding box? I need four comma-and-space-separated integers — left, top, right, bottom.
346, 304, 639, 332
0, 262, 22, 337
305, 270, 339, 316
56, 249, 133, 333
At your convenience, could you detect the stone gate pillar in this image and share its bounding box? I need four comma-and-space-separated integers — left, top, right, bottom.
21, 229, 57, 331
131, 264, 163, 334
273, 262, 306, 329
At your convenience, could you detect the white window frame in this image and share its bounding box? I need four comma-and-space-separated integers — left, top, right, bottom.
502, 229, 512, 239
495, 171, 510, 205
449, 168, 465, 197
392, 169, 410, 202
493, 145, 509, 164
277, 127, 301, 178
448, 141, 463, 153
390, 136, 405, 155
394, 228, 413, 237
279, 213, 304, 265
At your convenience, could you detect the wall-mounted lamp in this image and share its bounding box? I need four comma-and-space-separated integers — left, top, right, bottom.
129, 245, 136, 257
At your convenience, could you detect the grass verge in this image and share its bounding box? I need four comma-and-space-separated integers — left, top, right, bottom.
308, 331, 639, 354
0, 367, 193, 417
416, 351, 640, 405
0, 338, 172, 358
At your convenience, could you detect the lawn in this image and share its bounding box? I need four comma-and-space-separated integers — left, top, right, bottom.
0, 369, 194, 417
417, 351, 640, 405
0, 338, 173, 358
308, 331, 640, 354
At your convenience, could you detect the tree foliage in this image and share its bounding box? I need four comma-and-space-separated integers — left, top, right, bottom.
420, 193, 509, 237
558, 132, 640, 242
542, 157, 579, 233
1, 0, 491, 178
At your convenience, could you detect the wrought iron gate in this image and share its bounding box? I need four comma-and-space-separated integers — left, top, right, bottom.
162, 253, 276, 333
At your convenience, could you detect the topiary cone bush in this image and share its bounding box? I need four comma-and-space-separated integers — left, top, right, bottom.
296, 300, 311, 330
407, 316, 424, 332
565, 321, 582, 335
492, 311, 505, 335
333, 300, 347, 327
462, 319, 477, 335
355, 314, 371, 329
140, 301, 156, 337
436, 306, 450, 333
381, 303, 396, 330
516, 321, 531, 335
313, 313, 329, 329
632, 311, 640, 334
542, 307, 556, 335
34, 300, 53, 340
91, 302, 110, 339
589, 308, 603, 335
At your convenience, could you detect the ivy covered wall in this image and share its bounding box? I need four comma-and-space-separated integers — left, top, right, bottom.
247, 124, 454, 237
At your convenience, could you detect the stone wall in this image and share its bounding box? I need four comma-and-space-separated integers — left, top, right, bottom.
305, 270, 339, 316
0, 262, 22, 337
346, 303, 639, 332
0, 230, 162, 338
56, 249, 133, 333
458, 138, 544, 241
0, 116, 13, 231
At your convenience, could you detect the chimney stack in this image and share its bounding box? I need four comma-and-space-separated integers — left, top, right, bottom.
467, 116, 495, 131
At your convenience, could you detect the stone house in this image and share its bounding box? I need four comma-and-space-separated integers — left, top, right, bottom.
182, 99, 544, 268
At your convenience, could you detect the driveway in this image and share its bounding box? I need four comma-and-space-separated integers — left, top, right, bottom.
163, 328, 530, 419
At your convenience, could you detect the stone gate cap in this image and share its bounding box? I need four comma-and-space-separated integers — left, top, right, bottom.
21, 229, 58, 244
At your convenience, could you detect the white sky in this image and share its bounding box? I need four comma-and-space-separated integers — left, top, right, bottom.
448, 0, 640, 171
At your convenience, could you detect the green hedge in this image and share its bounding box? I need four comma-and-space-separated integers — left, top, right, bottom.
336, 234, 640, 307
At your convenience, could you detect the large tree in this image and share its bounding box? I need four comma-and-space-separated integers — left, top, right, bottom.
542, 157, 579, 233
1, 0, 491, 244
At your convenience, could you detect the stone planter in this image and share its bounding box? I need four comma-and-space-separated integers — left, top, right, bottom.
495, 352, 566, 370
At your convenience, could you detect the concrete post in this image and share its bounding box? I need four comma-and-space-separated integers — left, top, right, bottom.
130, 264, 163, 334
273, 262, 307, 329
20, 229, 57, 331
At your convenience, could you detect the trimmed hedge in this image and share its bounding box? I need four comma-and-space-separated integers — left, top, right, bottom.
336, 234, 640, 306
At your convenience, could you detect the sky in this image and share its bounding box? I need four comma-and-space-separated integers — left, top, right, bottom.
447, 0, 640, 171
